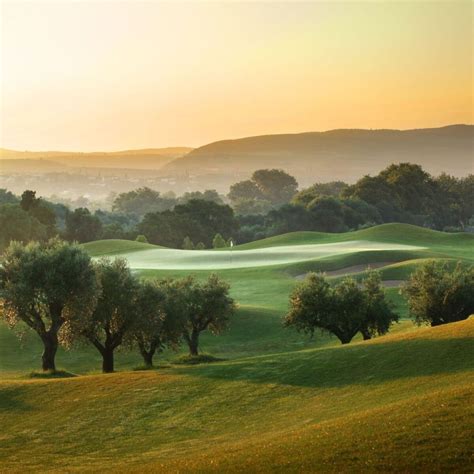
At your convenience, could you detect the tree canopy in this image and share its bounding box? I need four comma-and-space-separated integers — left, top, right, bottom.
71, 258, 139, 373
177, 275, 235, 355
0, 239, 97, 371
128, 279, 184, 368
0, 204, 47, 250
112, 187, 176, 217
228, 169, 298, 215
284, 272, 398, 344
65, 208, 103, 243
139, 199, 237, 248
402, 261, 474, 326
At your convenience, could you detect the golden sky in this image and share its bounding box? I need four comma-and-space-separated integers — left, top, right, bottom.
1, 1, 472, 151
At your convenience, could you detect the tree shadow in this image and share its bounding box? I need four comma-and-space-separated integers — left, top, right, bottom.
0, 387, 32, 412
179, 336, 474, 389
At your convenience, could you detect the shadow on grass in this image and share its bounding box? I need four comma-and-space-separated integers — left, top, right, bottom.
133, 364, 172, 371
0, 387, 32, 412
178, 336, 474, 389
173, 354, 225, 365
28, 370, 77, 379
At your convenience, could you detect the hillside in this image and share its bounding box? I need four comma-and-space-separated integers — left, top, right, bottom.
0, 318, 472, 472
76, 225, 473, 326
0, 159, 69, 173
1, 225, 473, 471
235, 223, 474, 251
82, 225, 474, 274
0, 147, 193, 171
164, 125, 474, 186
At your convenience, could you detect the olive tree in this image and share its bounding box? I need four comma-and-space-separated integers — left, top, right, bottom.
0, 239, 97, 371
73, 258, 139, 373
129, 279, 184, 368
359, 270, 399, 340
284, 272, 398, 344
402, 261, 474, 326
179, 275, 235, 356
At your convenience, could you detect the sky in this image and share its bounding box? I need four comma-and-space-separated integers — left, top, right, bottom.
1, 1, 472, 151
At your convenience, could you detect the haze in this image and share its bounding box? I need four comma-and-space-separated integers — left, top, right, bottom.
1, 1, 472, 151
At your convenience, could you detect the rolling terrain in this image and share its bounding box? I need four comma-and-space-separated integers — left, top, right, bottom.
0, 320, 472, 472
163, 124, 474, 187
0, 147, 192, 173
0, 223, 473, 472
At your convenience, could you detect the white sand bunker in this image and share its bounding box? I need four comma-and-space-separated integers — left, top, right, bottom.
109, 240, 424, 271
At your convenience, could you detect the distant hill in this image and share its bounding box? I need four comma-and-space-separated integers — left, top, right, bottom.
164, 125, 473, 186
0, 147, 193, 170
0, 159, 69, 174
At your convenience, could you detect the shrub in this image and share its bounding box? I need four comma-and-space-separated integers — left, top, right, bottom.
135, 234, 149, 243
402, 261, 474, 326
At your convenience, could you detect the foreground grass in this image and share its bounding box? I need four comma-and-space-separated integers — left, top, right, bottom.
1, 225, 472, 471
0, 319, 472, 472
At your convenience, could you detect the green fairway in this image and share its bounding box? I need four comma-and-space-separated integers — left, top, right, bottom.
90, 240, 425, 270
2, 223, 472, 375
0, 318, 472, 472
1, 223, 473, 472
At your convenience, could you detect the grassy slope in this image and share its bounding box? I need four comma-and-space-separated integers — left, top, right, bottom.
235, 224, 474, 259
1, 224, 473, 471
0, 319, 472, 472
82, 239, 160, 257
1, 224, 471, 375
2, 224, 469, 377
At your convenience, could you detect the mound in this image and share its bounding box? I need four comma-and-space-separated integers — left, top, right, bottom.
235, 223, 474, 250
0, 319, 472, 472
81, 239, 159, 257
91, 240, 424, 271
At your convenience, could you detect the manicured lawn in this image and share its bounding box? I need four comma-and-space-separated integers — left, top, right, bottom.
0, 319, 472, 472
1, 224, 472, 472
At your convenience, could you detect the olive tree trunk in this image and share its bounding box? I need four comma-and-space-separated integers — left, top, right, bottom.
186, 329, 200, 356
41, 332, 59, 371
101, 347, 115, 373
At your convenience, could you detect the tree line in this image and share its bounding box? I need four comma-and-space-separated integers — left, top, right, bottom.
0, 163, 472, 251
0, 240, 235, 373
0, 240, 472, 374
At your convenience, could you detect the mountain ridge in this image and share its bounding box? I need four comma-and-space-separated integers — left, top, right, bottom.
164, 124, 473, 186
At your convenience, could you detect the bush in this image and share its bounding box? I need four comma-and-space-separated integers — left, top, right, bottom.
182, 236, 194, 249
212, 233, 227, 248
135, 234, 149, 243
402, 261, 474, 326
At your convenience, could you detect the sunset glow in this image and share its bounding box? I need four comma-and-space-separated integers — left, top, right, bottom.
1, 1, 472, 150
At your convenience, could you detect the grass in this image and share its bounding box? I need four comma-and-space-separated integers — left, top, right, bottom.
27, 370, 77, 379
173, 354, 224, 365
82, 239, 159, 257
1, 223, 473, 471
0, 319, 472, 472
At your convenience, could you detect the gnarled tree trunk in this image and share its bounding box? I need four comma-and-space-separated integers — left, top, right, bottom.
142, 351, 154, 368
41, 332, 59, 371
138, 338, 159, 368
185, 329, 200, 356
